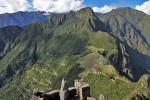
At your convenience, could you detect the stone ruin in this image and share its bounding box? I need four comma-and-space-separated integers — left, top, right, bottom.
32, 79, 94, 100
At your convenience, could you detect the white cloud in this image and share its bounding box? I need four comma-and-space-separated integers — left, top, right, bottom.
0, 0, 117, 14
135, 0, 150, 15
32, 0, 84, 13
0, 0, 30, 14
93, 5, 116, 13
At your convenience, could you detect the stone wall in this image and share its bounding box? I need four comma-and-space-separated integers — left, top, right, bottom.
33, 79, 92, 100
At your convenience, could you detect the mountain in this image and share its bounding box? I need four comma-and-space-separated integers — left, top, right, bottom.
98, 7, 150, 81
0, 11, 53, 28
0, 7, 149, 100
0, 26, 22, 60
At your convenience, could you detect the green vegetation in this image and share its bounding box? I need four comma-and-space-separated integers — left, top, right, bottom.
82, 73, 134, 100
0, 7, 149, 100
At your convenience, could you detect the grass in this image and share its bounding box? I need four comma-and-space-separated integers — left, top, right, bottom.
88, 32, 117, 49
0, 7, 149, 100
82, 73, 135, 100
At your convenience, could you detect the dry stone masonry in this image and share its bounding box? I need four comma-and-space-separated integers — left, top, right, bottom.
32, 79, 101, 100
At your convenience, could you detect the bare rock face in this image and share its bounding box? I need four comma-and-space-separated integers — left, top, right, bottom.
59, 78, 69, 100
99, 94, 105, 100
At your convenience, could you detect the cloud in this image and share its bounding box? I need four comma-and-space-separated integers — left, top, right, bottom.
32, 0, 84, 13
135, 0, 150, 15
92, 5, 116, 13
0, 0, 30, 14
0, 0, 117, 14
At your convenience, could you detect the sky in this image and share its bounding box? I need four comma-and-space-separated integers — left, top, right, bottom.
0, 0, 150, 15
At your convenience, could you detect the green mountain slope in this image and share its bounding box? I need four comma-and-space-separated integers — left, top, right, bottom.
0, 7, 149, 100
0, 26, 22, 59
98, 7, 150, 81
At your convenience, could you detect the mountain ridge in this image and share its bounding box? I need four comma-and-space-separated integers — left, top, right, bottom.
0, 11, 53, 28
0, 7, 149, 100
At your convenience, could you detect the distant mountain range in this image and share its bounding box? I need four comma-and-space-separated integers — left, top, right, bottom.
0, 11, 53, 28
0, 7, 149, 100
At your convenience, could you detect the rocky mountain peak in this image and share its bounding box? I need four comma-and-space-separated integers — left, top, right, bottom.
76, 7, 96, 18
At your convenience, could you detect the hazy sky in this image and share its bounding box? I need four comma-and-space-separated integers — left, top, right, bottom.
0, 0, 150, 15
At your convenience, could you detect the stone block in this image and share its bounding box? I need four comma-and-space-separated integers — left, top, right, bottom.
69, 87, 77, 97
59, 79, 69, 100
44, 90, 60, 100
87, 97, 96, 100
79, 83, 90, 100
99, 94, 105, 100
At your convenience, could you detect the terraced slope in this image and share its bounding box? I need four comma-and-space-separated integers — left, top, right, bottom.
0, 7, 149, 100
